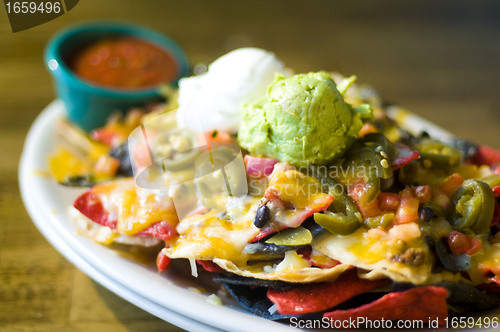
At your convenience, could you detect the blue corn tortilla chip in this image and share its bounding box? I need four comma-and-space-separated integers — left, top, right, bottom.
222, 283, 292, 320
213, 274, 293, 291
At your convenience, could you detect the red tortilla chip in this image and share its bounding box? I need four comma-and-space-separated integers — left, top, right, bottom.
196, 260, 225, 273
267, 270, 389, 315
137, 221, 177, 241
323, 286, 448, 326
156, 250, 170, 271
73, 190, 116, 229
493, 185, 500, 198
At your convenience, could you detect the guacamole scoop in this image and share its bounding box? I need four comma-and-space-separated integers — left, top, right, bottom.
238, 72, 371, 167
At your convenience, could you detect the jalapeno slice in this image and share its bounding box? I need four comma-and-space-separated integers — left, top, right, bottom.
414, 139, 461, 168
481, 174, 500, 188
341, 146, 383, 205
363, 213, 394, 229
362, 133, 396, 162
309, 167, 361, 235
449, 179, 495, 234
265, 227, 313, 246
314, 211, 360, 235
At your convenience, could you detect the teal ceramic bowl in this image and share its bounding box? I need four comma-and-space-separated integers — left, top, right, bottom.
45, 21, 189, 131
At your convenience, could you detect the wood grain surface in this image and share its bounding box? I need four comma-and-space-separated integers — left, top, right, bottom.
1, 1, 499, 331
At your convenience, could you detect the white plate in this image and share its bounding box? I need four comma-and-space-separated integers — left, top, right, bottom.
19, 100, 297, 332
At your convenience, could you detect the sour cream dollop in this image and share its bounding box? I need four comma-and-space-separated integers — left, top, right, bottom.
176, 48, 285, 134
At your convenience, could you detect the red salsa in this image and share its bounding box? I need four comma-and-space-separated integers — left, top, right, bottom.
68, 37, 178, 89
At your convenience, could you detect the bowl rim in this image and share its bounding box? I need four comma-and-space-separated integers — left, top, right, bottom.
44, 20, 190, 97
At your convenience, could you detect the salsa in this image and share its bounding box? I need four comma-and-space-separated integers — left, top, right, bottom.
68, 37, 178, 89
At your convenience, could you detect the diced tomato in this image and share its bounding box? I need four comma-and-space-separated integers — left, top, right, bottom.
90, 127, 126, 147
73, 190, 117, 229
137, 221, 177, 241
439, 173, 464, 197
413, 185, 432, 204
323, 286, 448, 326
469, 145, 500, 168
244, 155, 278, 178
267, 270, 389, 315
467, 238, 483, 255
394, 188, 419, 224
448, 230, 483, 256
357, 198, 382, 219
199, 130, 233, 146
156, 250, 171, 271
358, 123, 377, 137
392, 144, 420, 170
348, 179, 382, 218
493, 185, 500, 198
378, 192, 400, 211
432, 189, 451, 210
196, 260, 225, 273
93, 154, 120, 177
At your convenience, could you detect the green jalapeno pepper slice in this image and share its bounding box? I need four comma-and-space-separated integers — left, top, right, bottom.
309, 166, 361, 235
341, 146, 384, 205
481, 174, 500, 188
362, 133, 396, 162
314, 211, 361, 235
265, 227, 313, 246
414, 139, 461, 168
449, 179, 495, 234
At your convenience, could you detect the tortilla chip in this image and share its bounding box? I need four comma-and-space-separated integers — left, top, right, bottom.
213, 258, 351, 283
267, 270, 389, 315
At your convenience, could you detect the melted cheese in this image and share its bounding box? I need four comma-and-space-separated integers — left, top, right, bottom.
468, 242, 500, 284
49, 147, 92, 181
313, 228, 435, 284
268, 169, 325, 209
92, 178, 178, 235
165, 197, 261, 264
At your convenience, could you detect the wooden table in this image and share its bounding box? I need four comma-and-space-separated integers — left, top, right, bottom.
1, 1, 499, 331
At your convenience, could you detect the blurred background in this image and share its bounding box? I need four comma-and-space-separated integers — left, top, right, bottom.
1, 0, 499, 331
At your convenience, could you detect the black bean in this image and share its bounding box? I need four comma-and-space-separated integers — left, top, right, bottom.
419, 206, 434, 222
253, 204, 270, 228
109, 142, 134, 176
